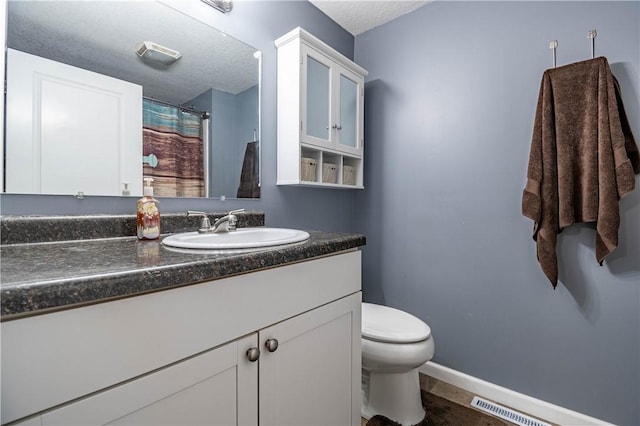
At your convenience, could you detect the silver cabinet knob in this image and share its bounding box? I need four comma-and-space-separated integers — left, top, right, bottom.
332, 124, 342, 130
265, 338, 279, 352
246, 347, 260, 362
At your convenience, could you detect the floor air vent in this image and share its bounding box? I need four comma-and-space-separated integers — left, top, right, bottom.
471, 396, 552, 426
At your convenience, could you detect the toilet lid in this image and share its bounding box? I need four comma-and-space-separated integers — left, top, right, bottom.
362, 303, 431, 343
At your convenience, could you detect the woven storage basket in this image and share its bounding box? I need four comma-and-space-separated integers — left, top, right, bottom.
301, 157, 317, 182
342, 165, 356, 185
322, 163, 338, 184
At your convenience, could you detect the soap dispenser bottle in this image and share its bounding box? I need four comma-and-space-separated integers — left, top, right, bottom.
137, 177, 160, 240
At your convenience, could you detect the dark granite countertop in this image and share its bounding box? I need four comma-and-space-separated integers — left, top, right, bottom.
1, 230, 365, 320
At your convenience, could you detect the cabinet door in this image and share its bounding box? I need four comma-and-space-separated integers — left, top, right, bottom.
300, 44, 364, 157
11, 417, 42, 426
41, 334, 258, 426
301, 45, 333, 149
259, 292, 362, 426
334, 66, 364, 156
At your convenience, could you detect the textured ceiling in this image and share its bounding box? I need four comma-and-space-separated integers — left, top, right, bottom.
7, 1, 259, 105
309, 0, 430, 35
7, 0, 428, 105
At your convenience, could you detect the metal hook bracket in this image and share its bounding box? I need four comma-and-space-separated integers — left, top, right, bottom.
549, 40, 558, 68
587, 29, 597, 58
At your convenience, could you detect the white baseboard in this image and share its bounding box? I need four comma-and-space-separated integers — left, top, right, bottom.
419, 362, 614, 426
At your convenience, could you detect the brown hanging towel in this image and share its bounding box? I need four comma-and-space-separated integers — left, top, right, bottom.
236, 141, 260, 198
522, 57, 639, 287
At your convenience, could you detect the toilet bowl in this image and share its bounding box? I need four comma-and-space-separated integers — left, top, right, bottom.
361, 303, 434, 426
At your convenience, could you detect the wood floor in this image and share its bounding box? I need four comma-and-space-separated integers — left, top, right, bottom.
360, 372, 558, 426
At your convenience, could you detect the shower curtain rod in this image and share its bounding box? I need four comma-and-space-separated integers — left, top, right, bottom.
143, 96, 210, 118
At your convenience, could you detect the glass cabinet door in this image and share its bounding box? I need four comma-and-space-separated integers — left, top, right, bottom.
333, 65, 363, 156
301, 45, 363, 156
302, 47, 332, 148
338, 74, 358, 149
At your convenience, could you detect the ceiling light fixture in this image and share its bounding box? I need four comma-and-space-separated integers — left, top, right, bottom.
135, 41, 182, 65
201, 0, 233, 14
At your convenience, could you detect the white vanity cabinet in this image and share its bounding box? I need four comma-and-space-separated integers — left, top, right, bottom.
276, 27, 368, 188
1, 251, 362, 426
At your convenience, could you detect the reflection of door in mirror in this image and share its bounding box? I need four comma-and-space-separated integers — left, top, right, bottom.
5, 49, 143, 196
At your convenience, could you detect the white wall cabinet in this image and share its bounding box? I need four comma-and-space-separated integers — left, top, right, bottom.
1, 252, 362, 426
276, 28, 368, 188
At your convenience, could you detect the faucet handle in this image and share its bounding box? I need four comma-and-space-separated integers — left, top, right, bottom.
227, 209, 245, 230
187, 211, 212, 233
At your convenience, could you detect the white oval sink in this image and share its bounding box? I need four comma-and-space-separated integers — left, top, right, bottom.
162, 227, 310, 250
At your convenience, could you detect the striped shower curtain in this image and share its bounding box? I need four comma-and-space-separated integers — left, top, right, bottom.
143, 99, 206, 197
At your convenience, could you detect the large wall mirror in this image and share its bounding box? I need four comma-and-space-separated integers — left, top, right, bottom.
4, 0, 261, 199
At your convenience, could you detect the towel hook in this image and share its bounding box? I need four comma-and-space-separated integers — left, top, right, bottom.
549, 40, 558, 68
587, 29, 597, 59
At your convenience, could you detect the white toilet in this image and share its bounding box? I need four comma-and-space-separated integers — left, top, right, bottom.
361, 303, 435, 426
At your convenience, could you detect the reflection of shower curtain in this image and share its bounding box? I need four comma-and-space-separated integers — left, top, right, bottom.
237, 141, 260, 198
143, 99, 206, 197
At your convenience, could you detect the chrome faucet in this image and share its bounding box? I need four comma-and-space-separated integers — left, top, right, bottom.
211, 209, 244, 233
187, 209, 245, 234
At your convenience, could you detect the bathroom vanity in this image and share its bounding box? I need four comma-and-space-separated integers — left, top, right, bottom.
0, 214, 365, 426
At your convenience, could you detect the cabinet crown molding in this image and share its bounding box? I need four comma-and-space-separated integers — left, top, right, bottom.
274, 27, 368, 78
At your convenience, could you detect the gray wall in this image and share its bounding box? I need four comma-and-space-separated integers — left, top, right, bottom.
354, 2, 639, 424
0, 0, 357, 232
188, 85, 259, 198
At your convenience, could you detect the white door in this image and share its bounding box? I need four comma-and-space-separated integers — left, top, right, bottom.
40, 334, 258, 426
259, 292, 362, 426
5, 48, 142, 196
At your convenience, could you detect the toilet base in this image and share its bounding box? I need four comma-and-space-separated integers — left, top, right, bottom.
362, 368, 425, 426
